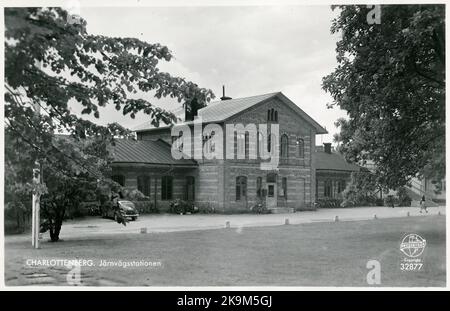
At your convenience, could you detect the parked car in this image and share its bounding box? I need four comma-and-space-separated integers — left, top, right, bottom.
102, 200, 139, 221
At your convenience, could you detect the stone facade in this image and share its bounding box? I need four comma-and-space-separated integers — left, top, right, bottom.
114, 94, 324, 212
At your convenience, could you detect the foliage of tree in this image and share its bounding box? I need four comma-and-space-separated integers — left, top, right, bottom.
4, 7, 214, 241
341, 171, 381, 207
323, 5, 445, 189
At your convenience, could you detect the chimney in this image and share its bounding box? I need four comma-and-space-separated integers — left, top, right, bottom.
184, 97, 200, 121
323, 143, 332, 154
220, 85, 232, 101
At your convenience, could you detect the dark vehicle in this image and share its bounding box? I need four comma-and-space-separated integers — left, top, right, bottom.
102, 200, 139, 221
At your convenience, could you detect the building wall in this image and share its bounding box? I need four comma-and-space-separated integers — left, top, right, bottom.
316, 170, 352, 200
111, 164, 197, 212
410, 176, 446, 202
131, 97, 322, 211
219, 97, 317, 211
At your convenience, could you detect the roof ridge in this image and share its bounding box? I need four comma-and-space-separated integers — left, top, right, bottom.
202, 91, 280, 108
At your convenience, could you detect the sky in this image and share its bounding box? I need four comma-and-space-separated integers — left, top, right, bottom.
72, 5, 347, 144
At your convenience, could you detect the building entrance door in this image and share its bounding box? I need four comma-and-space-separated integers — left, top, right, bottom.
266, 173, 277, 208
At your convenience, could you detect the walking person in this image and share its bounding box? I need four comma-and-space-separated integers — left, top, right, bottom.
419, 195, 428, 213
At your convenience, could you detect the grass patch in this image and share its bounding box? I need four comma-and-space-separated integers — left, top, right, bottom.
5, 216, 445, 287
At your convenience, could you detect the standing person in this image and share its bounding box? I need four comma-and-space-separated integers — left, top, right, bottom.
420, 195, 428, 213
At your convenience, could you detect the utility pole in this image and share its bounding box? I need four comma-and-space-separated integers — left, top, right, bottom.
31, 60, 42, 249
31, 160, 41, 248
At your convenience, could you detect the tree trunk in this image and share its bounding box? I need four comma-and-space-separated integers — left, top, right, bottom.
49, 206, 65, 242
49, 218, 62, 242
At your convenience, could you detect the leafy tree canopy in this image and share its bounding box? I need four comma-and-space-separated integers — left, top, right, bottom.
4, 7, 215, 241
5, 7, 214, 154
323, 5, 445, 189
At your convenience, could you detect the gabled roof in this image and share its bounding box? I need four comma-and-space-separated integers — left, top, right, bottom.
197, 92, 327, 134
197, 92, 278, 123
112, 139, 197, 166
315, 151, 360, 172
134, 92, 327, 134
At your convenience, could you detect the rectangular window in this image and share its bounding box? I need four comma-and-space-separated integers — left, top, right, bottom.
315, 179, 319, 200
137, 176, 151, 196
112, 175, 125, 186
185, 176, 195, 201
282, 177, 287, 198
256, 177, 262, 198
324, 180, 332, 198
337, 180, 346, 193
268, 185, 274, 197
161, 176, 173, 200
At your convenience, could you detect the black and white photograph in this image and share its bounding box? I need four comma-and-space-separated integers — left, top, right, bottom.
0, 0, 447, 290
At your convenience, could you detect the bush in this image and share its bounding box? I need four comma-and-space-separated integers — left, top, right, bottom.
316, 198, 343, 208
384, 195, 398, 207
249, 203, 271, 214
341, 171, 381, 207
375, 198, 384, 206
168, 199, 195, 214
397, 187, 412, 207
78, 201, 101, 216
196, 204, 215, 214
132, 201, 159, 214
121, 188, 147, 201
383, 188, 412, 207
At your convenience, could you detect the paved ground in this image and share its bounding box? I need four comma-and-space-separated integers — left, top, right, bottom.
27, 205, 445, 241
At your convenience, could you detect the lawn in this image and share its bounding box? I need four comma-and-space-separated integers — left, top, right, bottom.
4, 215, 446, 287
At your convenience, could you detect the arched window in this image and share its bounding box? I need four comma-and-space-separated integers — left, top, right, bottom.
236, 132, 245, 158
112, 174, 125, 186
245, 132, 249, 158
203, 131, 215, 154
257, 131, 264, 158
236, 176, 247, 201
296, 138, 304, 158
280, 134, 289, 158
137, 175, 150, 196
267, 108, 278, 121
